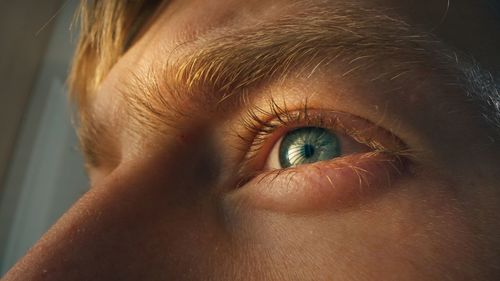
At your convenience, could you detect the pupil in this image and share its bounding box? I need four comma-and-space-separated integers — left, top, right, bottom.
303, 144, 315, 158
278, 127, 340, 168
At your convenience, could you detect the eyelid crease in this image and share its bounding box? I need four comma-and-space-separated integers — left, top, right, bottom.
234, 97, 410, 183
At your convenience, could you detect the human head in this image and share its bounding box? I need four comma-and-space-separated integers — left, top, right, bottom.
3, 0, 500, 280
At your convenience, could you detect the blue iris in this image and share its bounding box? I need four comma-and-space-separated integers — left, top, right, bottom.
279, 127, 340, 168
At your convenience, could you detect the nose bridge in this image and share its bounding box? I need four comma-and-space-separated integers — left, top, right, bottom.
2, 140, 223, 280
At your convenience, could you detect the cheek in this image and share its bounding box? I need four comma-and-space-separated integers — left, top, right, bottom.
222, 172, 492, 280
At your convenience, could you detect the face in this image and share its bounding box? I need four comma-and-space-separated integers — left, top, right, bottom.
4, 0, 500, 280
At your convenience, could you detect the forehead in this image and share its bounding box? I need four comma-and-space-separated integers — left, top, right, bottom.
94, 0, 499, 128
115, 0, 499, 77
93, 0, 499, 118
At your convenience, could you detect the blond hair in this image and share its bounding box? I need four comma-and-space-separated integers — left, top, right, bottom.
69, 0, 161, 110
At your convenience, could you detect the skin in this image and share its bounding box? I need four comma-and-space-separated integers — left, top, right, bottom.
3, 0, 500, 280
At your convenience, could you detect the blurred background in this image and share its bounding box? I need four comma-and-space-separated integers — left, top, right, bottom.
0, 0, 88, 274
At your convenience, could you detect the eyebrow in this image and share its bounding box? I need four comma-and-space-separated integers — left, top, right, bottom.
81, 2, 471, 168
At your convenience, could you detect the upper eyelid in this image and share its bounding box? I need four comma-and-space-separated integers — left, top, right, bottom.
239, 98, 398, 152
234, 98, 408, 181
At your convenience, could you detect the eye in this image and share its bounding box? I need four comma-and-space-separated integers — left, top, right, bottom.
267, 127, 342, 169
227, 101, 410, 213
237, 102, 402, 175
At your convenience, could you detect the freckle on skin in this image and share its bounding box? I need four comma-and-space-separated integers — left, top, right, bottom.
178, 134, 188, 144
178, 133, 195, 145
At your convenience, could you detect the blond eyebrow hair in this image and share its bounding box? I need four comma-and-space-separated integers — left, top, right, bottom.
120, 3, 453, 133
69, 0, 163, 109
79, 2, 498, 168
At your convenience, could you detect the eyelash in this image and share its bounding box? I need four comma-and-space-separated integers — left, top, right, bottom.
240, 98, 317, 154
235, 98, 399, 181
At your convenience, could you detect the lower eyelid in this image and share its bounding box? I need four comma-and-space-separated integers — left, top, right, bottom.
228, 152, 408, 213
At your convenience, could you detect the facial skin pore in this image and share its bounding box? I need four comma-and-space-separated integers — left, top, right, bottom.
3, 0, 500, 280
